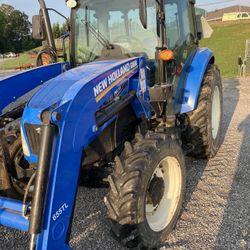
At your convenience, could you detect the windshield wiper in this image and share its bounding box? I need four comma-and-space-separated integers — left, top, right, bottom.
81, 20, 114, 50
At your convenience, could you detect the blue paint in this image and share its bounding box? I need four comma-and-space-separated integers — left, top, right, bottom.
21, 107, 43, 163
0, 47, 214, 249
22, 58, 151, 163
0, 63, 68, 115
0, 209, 29, 232
28, 59, 133, 109
0, 197, 24, 212
0, 197, 29, 232
181, 48, 214, 114
173, 50, 197, 114
18, 57, 152, 249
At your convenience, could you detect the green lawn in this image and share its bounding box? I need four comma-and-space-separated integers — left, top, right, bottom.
200, 20, 250, 78
0, 38, 69, 71
0, 53, 36, 70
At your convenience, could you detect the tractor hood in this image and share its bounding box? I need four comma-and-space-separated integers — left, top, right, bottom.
22, 57, 143, 163
27, 59, 134, 110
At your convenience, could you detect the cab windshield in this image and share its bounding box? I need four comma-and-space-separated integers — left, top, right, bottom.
73, 0, 157, 65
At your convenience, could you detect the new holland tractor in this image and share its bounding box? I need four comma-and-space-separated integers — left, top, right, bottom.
0, 0, 223, 249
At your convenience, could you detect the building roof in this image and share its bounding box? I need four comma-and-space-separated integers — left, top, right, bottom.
207, 5, 250, 21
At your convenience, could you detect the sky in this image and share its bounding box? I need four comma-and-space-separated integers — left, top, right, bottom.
0, 0, 70, 24
1, 0, 250, 24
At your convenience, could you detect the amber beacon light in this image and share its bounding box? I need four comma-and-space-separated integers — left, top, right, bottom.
159, 49, 174, 61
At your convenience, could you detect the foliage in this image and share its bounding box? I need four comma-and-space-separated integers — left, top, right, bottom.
52, 21, 69, 38
61, 22, 69, 34
0, 4, 41, 53
52, 22, 61, 38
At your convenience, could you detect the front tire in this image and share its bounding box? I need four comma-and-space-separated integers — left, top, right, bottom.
104, 132, 186, 249
1, 137, 33, 199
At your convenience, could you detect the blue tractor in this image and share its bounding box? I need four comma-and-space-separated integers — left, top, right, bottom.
0, 0, 223, 249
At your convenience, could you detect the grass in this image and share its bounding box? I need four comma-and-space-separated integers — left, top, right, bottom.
0, 39, 68, 71
200, 20, 250, 78
0, 53, 36, 70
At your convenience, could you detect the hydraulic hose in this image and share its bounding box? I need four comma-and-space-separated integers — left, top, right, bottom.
36, 46, 57, 66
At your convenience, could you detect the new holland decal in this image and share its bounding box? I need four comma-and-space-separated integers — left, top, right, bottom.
93, 60, 138, 102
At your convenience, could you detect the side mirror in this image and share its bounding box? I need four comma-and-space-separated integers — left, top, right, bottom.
139, 0, 147, 29
32, 15, 45, 40
196, 15, 213, 39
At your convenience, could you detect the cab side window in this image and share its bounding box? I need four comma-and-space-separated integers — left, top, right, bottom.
165, 0, 196, 50
165, 3, 180, 49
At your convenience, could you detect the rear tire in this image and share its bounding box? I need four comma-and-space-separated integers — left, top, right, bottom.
184, 64, 223, 158
104, 132, 186, 249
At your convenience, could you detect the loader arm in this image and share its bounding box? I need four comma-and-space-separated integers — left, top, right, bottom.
0, 63, 68, 115
0, 57, 151, 249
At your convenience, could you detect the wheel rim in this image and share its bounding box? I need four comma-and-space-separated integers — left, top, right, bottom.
211, 86, 221, 140
146, 156, 182, 232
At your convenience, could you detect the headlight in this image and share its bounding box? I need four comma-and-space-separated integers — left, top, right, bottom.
20, 126, 30, 157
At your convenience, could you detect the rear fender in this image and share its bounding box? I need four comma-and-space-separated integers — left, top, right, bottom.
180, 48, 214, 114
0, 63, 68, 115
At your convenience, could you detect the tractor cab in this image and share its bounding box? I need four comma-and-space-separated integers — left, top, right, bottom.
71, 0, 198, 77
69, 0, 199, 115
72, 0, 158, 63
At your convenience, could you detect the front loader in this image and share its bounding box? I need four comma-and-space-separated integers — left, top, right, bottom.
0, 0, 223, 249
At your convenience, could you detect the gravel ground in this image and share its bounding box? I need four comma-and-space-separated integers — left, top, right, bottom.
0, 78, 250, 249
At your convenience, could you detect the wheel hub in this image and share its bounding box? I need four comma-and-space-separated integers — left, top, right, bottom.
147, 174, 165, 207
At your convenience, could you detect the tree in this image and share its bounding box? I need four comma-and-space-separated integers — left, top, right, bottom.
0, 11, 7, 53
0, 4, 41, 53
6, 10, 31, 51
52, 22, 61, 38
60, 21, 69, 34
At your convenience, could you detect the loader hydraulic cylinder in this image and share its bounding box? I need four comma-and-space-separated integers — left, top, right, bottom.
29, 123, 55, 248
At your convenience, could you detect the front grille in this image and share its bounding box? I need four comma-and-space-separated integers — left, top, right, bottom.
24, 124, 41, 155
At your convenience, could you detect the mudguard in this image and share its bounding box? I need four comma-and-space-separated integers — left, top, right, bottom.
0, 63, 68, 115
181, 48, 214, 114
